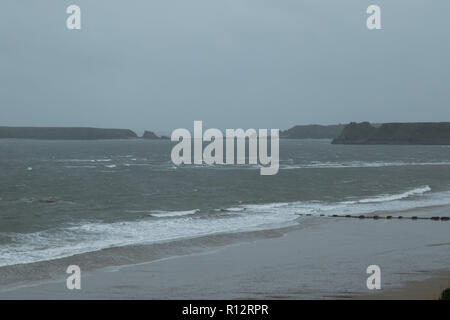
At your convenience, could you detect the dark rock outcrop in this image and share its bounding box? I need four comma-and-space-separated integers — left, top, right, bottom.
0, 127, 138, 140
332, 122, 450, 145
280, 124, 345, 139
142, 131, 160, 139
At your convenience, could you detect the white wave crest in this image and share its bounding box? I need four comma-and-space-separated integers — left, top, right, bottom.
341, 186, 431, 204
282, 161, 450, 170
2, 186, 450, 268
149, 209, 200, 218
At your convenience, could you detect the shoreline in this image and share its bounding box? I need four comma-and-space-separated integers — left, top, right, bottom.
357, 270, 450, 300
1, 206, 449, 299
0, 220, 308, 291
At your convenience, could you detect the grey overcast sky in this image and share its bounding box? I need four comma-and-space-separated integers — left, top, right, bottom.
1, 0, 449, 134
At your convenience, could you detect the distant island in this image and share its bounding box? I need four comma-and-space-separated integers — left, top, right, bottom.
142, 130, 160, 139
142, 130, 170, 140
0, 126, 175, 140
280, 124, 345, 139
332, 122, 450, 145
3, 123, 450, 144
0, 127, 138, 140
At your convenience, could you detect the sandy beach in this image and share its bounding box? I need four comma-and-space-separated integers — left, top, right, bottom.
1, 205, 449, 300
359, 270, 450, 300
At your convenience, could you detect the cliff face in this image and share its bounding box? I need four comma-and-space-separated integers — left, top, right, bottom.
0, 127, 138, 140
332, 122, 450, 145
280, 124, 345, 139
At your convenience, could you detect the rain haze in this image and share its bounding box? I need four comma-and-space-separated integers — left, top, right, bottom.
2, 1, 450, 302
1, 0, 449, 134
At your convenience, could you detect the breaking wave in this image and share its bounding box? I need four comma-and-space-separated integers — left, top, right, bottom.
1, 185, 449, 268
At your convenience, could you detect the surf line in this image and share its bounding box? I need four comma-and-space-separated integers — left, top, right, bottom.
296, 214, 450, 221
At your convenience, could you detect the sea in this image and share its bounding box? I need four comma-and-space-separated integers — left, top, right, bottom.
1, 139, 450, 286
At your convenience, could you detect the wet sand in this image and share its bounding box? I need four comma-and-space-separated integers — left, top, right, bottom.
358, 270, 450, 300
0, 208, 449, 299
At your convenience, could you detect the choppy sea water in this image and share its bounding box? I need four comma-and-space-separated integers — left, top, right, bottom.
0, 139, 449, 276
